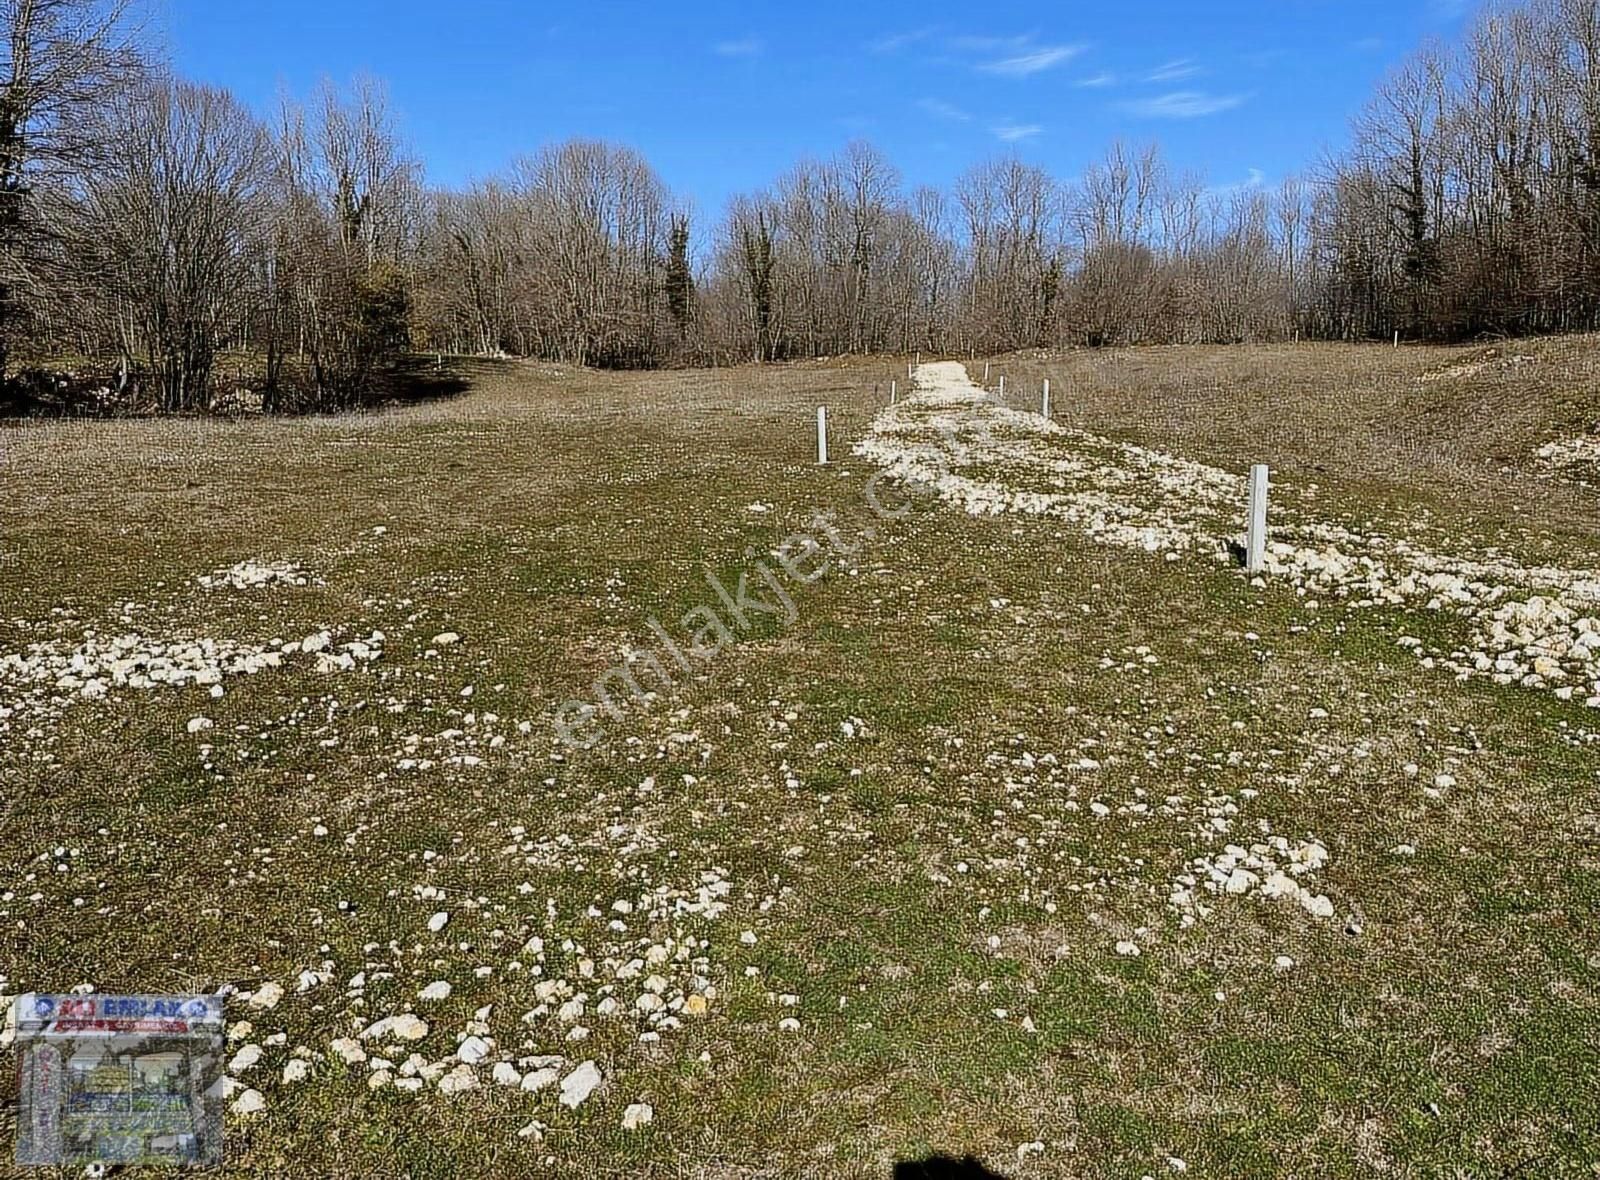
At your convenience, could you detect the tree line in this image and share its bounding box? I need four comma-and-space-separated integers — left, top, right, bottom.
2, 0, 1597, 413
2, 2, 419, 412
1321, 0, 1600, 339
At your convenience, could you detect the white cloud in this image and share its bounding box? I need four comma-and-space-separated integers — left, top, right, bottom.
919, 98, 973, 122
979, 44, 1084, 76
950, 33, 1035, 53
1122, 90, 1247, 118
714, 37, 764, 57
871, 28, 939, 54
1075, 71, 1117, 88
1145, 58, 1200, 82
992, 121, 1043, 141
1208, 167, 1267, 198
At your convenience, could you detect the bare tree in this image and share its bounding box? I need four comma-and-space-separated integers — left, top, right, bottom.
958, 156, 1064, 350
0, 0, 141, 381
83, 77, 271, 411
276, 78, 421, 408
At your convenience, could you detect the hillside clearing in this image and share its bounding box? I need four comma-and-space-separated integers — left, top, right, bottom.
1, 343, 1598, 1178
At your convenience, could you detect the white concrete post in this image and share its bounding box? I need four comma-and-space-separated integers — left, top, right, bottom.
890, 380, 897, 405
983, 361, 990, 383
1042, 379, 1051, 419
998, 374, 1006, 398
1393, 330, 1400, 349
1246, 464, 1269, 574
817, 407, 829, 466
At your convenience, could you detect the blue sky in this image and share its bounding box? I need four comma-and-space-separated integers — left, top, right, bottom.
163, 0, 1473, 219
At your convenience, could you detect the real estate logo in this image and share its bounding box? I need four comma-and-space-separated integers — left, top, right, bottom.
13, 994, 225, 1168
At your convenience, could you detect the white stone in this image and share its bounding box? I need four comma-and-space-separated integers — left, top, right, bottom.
361, 1013, 428, 1042
246, 982, 284, 1010
521, 1067, 559, 1093
492, 1062, 522, 1087
558, 1060, 603, 1109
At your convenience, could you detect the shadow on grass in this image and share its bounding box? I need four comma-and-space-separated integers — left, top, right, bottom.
894, 1155, 1009, 1179
371, 355, 474, 407
0, 354, 478, 420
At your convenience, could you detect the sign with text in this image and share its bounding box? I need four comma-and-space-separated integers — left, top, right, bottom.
13, 994, 224, 1168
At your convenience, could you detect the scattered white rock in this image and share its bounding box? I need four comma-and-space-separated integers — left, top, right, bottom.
361, 1013, 428, 1042
246, 982, 284, 1011
492, 1062, 522, 1087
437, 1065, 478, 1096
198, 560, 312, 591
521, 1067, 560, 1093
559, 1060, 603, 1109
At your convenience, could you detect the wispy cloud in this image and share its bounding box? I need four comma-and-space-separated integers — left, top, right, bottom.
713, 37, 764, 57
877, 29, 1088, 79
1122, 90, 1247, 118
949, 33, 1035, 53
1075, 71, 1117, 88
992, 121, 1043, 141
1208, 167, 1267, 198
871, 27, 939, 54
979, 44, 1084, 77
1351, 36, 1386, 51
1145, 58, 1200, 82
919, 98, 973, 123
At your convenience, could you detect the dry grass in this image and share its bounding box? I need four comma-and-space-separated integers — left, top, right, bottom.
0, 344, 1597, 1178
993, 337, 1600, 556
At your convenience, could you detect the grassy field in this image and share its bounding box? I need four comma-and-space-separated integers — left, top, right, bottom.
1, 340, 1598, 1178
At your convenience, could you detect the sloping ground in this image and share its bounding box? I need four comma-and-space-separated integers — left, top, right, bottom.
0, 350, 1596, 1178
988, 336, 1600, 549
863, 361, 1600, 710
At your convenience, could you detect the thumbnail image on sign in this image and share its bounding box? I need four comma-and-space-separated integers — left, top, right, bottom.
13, 993, 225, 1167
